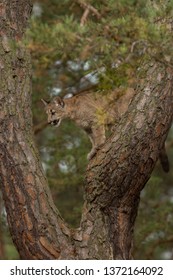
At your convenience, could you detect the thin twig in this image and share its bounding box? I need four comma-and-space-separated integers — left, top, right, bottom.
80, 7, 90, 26
76, 0, 101, 22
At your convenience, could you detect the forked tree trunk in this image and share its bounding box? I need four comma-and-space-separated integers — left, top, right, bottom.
0, 1, 173, 259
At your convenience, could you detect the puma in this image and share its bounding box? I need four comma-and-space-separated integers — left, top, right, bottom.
42, 89, 169, 172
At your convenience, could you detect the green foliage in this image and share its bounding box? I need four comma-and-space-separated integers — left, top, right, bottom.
134, 149, 173, 259
26, 0, 173, 100
5, 243, 19, 260
27, 0, 173, 68
36, 120, 90, 227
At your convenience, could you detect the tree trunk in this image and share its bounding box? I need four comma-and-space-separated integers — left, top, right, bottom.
73, 61, 173, 259
0, 197, 6, 259
0, 1, 173, 259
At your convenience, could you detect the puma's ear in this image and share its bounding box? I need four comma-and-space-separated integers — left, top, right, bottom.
41, 99, 49, 106
54, 96, 65, 108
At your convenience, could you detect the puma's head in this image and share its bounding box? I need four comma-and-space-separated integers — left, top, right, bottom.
42, 96, 65, 127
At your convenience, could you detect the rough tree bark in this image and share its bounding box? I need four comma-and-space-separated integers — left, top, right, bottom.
0, 1, 173, 259
0, 197, 6, 259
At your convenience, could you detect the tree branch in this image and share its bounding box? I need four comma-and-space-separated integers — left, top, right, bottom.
76, 0, 101, 26
80, 7, 90, 26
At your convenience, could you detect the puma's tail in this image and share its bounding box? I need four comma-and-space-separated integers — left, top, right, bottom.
159, 144, 169, 173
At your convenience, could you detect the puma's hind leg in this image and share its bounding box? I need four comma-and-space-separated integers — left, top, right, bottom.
159, 144, 169, 172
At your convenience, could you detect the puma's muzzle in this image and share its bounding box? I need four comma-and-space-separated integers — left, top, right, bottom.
48, 119, 61, 127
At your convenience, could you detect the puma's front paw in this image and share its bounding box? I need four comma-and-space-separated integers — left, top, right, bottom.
87, 148, 97, 160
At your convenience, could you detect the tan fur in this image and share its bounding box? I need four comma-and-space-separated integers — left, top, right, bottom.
43, 88, 135, 159
42, 88, 169, 171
